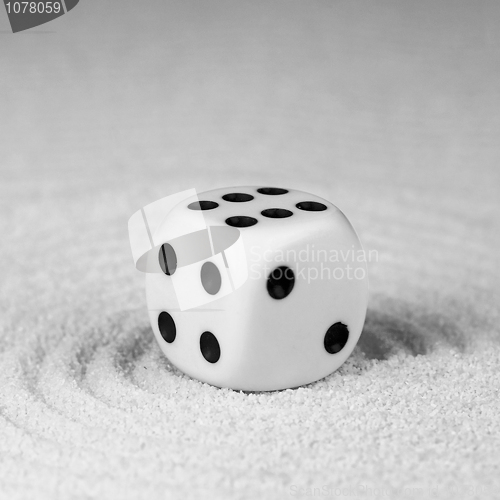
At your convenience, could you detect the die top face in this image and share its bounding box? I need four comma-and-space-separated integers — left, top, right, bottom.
149, 186, 353, 275
174, 186, 339, 240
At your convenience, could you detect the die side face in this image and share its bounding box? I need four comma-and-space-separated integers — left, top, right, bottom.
145, 186, 369, 391
233, 215, 368, 390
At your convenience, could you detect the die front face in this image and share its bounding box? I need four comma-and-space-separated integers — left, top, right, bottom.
143, 186, 369, 391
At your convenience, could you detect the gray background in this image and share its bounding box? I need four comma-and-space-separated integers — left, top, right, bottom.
1, 1, 499, 499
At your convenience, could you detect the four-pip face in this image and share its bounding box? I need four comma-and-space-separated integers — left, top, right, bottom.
129, 186, 369, 391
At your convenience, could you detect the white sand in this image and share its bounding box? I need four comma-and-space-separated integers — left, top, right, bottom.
1, 1, 499, 499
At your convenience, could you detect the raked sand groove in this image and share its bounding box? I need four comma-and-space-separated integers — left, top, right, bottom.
0, 162, 499, 499
1, 283, 499, 499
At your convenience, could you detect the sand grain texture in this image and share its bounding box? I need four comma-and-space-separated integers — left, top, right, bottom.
1, 1, 499, 499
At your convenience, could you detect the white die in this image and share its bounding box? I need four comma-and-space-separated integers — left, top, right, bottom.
130, 186, 369, 391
